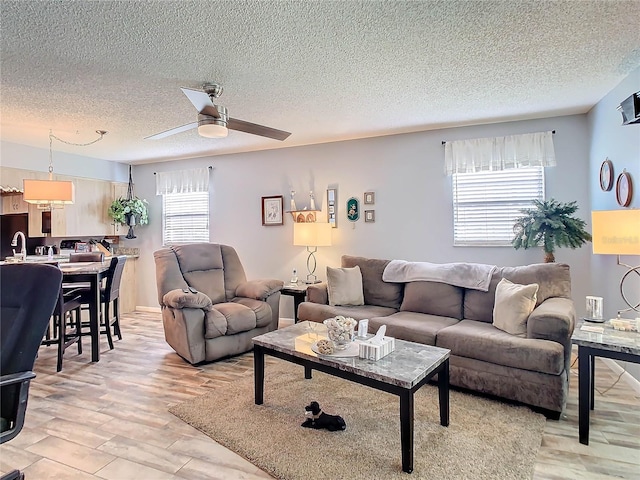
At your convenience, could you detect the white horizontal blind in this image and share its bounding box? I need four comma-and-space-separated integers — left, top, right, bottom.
453, 167, 544, 246
162, 192, 209, 245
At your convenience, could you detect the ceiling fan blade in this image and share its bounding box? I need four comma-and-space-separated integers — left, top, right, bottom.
227, 117, 291, 141
180, 87, 220, 118
145, 121, 198, 140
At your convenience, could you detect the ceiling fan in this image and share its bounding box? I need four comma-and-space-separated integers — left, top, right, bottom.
145, 83, 291, 141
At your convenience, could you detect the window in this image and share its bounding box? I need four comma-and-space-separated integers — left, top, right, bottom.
452, 167, 544, 246
162, 191, 209, 245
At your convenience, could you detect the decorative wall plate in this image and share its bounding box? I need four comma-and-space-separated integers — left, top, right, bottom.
599, 158, 614, 191
616, 170, 633, 207
346, 197, 360, 221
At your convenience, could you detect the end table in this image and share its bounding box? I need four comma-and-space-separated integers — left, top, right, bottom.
280, 284, 308, 323
571, 320, 640, 445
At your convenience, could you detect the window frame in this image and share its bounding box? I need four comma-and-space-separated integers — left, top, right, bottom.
452, 167, 545, 247
161, 191, 210, 246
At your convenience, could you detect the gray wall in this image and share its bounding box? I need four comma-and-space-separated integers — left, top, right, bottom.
587, 65, 640, 380
129, 114, 592, 319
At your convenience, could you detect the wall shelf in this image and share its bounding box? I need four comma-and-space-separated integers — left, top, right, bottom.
286, 210, 319, 223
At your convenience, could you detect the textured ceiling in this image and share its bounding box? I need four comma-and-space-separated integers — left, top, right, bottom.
1, 0, 639, 164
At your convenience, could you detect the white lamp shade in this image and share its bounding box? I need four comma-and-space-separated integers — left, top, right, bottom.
293, 222, 332, 247
592, 210, 640, 255
23, 179, 75, 205
198, 123, 228, 138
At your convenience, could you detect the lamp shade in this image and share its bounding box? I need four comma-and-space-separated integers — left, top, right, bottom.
293, 222, 332, 247
592, 210, 640, 255
197, 123, 228, 138
23, 179, 75, 205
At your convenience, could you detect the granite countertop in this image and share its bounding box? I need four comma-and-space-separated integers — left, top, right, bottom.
571, 319, 640, 356
2, 248, 139, 264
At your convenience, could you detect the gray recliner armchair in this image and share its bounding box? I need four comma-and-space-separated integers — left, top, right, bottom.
154, 243, 283, 364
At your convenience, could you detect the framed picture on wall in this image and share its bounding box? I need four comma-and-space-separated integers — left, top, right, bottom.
599, 158, 614, 191
616, 170, 633, 207
364, 191, 375, 204
262, 195, 284, 226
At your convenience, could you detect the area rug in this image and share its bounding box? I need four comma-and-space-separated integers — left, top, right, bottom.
169, 359, 546, 479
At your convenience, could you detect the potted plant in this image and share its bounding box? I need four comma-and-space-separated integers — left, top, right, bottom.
108, 197, 149, 238
512, 199, 592, 263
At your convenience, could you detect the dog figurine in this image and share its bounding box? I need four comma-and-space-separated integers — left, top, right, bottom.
301, 401, 346, 431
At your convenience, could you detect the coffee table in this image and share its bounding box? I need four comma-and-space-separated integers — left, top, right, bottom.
252, 321, 450, 473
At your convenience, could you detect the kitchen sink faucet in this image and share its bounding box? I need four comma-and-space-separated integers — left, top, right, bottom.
11, 231, 26, 261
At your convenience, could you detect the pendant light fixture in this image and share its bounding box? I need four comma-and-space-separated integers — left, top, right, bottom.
23, 129, 107, 206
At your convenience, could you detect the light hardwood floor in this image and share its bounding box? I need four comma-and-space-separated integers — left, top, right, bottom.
1, 311, 638, 479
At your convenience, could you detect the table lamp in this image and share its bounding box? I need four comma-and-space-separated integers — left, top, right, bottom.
293, 222, 332, 284
591, 210, 640, 314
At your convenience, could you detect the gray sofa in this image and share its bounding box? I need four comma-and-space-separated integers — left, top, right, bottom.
154, 243, 283, 364
298, 255, 576, 416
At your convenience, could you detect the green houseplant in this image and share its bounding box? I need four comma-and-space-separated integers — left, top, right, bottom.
512, 199, 592, 263
108, 197, 149, 239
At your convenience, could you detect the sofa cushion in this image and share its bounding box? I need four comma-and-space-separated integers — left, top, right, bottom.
400, 281, 464, 319
436, 320, 564, 375
492, 278, 538, 337
341, 255, 403, 309
172, 243, 226, 304
464, 263, 572, 323
204, 309, 228, 339
232, 297, 273, 328
210, 302, 257, 335
369, 312, 459, 346
327, 266, 365, 306
297, 302, 397, 324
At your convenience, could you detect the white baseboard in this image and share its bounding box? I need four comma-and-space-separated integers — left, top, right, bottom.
136, 306, 161, 313
601, 358, 640, 395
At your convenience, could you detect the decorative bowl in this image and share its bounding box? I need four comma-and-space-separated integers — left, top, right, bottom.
323, 316, 357, 350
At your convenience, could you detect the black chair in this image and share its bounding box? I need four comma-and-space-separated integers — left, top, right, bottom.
69, 252, 104, 263
1, 264, 62, 480
40, 287, 83, 372
79, 255, 127, 349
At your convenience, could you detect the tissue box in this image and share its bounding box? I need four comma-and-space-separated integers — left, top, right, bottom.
359, 336, 395, 361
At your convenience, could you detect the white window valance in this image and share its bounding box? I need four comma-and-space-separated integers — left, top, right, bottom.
444, 131, 556, 175
155, 167, 210, 195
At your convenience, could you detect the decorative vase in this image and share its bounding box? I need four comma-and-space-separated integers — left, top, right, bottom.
323, 316, 357, 350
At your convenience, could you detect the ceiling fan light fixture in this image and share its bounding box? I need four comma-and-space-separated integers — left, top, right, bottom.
197, 106, 229, 138
198, 122, 228, 138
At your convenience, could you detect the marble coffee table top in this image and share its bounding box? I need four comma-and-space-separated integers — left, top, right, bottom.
571, 320, 640, 356
252, 321, 450, 389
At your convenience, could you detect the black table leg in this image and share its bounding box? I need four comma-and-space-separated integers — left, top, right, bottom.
399, 390, 414, 473
438, 359, 450, 427
254, 346, 264, 405
590, 354, 595, 410
304, 365, 312, 379
578, 346, 590, 445
89, 275, 100, 362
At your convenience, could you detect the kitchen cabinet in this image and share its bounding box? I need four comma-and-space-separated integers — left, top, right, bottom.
2, 194, 29, 214
110, 182, 129, 235
1, 166, 125, 237
119, 256, 137, 313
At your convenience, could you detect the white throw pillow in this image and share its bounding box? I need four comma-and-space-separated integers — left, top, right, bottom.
327, 266, 365, 306
492, 278, 539, 337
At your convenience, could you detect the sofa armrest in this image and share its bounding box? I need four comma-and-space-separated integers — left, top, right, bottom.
162, 288, 213, 311
235, 279, 284, 301
528, 297, 576, 371
161, 306, 207, 364
306, 282, 329, 304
